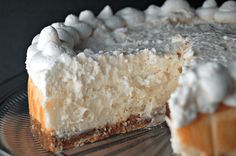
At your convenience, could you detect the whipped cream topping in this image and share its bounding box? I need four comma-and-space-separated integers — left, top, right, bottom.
65, 14, 93, 39
103, 15, 125, 30
145, 5, 162, 17
169, 62, 235, 128
98, 5, 113, 20
79, 10, 97, 28
145, 0, 196, 23
37, 26, 61, 51
98, 6, 125, 30
145, 5, 163, 22
161, 0, 195, 22
32, 34, 39, 44
161, 0, 193, 14
116, 7, 145, 27
203, 0, 217, 8
42, 41, 63, 57
214, 1, 236, 23
26, 1, 236, 132
52, 23, 80, 47
196, 0, 218, 21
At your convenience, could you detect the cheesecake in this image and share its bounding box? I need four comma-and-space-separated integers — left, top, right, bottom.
26, 0, 236, 154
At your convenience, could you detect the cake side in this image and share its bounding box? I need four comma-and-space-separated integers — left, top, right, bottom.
167, 104, 236, 156
28, 78, 47, 130
29, 77, 153, 152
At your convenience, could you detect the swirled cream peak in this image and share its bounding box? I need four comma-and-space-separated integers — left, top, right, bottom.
98, 6, 125, 30
32, 34, 39, 44
214, 1, 236, 23
98, 5, 113, 20
79, 10, 97, 27
161, 0, 194, 22
145, 5, 162, 14
37, 26, 61, 51
203, 0, 217, 8
169, 62, 235, 128
64, 14, 93, 39
145, 5, 163, 22
196, 63, 233, 108
116, 7, 145, 27
52, 23, 80, 46
54, 27, 75, 48
26, 43, 40, 65
218, 0, 236, 12
161, 0, 193, 14
64, 14, 78, 25
196, 0, 218, 21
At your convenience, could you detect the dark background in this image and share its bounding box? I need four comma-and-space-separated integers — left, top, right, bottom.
0, 0, 229, 99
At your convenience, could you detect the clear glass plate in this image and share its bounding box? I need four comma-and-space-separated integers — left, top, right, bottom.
0, 89, 174, 156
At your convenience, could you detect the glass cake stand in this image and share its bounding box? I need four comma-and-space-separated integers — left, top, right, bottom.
0, 73, 174, 156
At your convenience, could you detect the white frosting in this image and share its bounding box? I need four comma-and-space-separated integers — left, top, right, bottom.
197, 63, 233, 109
214, 1, 236, 23
52, 23, 80, 47
98, 5, 113, 20
64, 14, 78, 25
79, 10, 97, 27
42, 41, 63, 57
64, 14, 93, 39
228, 62, 236, 79
203, 0, 217, 8
37, 26, 61, 51
97, 6, 125, 30
161, 0, 195, 21
162, 0, 192, 13
145, 5, 164, 22
196, 0, 218, 21
169, 62, 235, 128
116, 7, 145, 27
219, 0, 236, 12
26, 43, 40, 63
32, 34, 39, 44
54, 28, 75, 48
26, 2, 236, 134
103, 15, 125, 30
145, 5, 162, 16
28, 53, 55, 73
223, 62, 236, 106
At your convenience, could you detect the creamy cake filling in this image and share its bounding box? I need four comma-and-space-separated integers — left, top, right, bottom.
40, 49, 184, 137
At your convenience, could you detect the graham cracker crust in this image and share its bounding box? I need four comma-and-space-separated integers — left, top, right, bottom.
30, 115, 152, 153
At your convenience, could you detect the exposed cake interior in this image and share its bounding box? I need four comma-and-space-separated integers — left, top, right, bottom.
29, 48, 185, 138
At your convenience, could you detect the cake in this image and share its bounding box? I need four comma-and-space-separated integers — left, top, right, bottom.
25, 0, 236, 155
